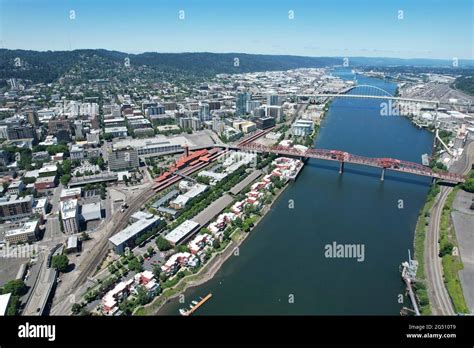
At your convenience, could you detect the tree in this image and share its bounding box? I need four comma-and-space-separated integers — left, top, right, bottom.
60, 174, 71, 186
135, 285, 151, 305
147, 246, 154, 255
212, 239, 221, 249
152, 265, 161, 278
71, 303, 83, 315
127, 258, 143, 273
233, 217, 243, 228
462, 178, 474, 193
155, 236, 172, 251
62, 159, 72, 175
1, 279, 27, 296
97, 156, 106, 170
22, 177, 36, 184
52, 254, 69, 272
176, 245, 189, 253
159, 272, 168, 282
81, 231, 91, 241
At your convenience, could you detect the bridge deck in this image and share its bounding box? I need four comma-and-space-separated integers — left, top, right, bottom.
238, 144, 465, 183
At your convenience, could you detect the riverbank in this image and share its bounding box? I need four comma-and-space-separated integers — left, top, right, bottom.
412, 184, 439, 314
134, 176, 291, 316
438, 187, 469, 313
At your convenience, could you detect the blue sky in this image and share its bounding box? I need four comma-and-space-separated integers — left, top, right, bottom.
1, 0, 472, 59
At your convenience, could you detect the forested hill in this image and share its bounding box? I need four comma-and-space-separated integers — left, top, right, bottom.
0, 49, 472, 84
0, 50, 340, 83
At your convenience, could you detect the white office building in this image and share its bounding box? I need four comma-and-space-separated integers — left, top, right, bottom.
60, 199, 79, 234
291, 120, 313, 137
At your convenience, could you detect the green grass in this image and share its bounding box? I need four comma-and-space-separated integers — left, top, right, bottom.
412, 184, 440, 315
438, 187, 469, 314
442, 255, 469, 313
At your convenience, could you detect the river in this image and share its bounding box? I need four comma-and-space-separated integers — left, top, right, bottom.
158, 70, 434, 315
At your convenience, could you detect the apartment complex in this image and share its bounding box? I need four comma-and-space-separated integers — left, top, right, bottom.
0, 195, 34, 221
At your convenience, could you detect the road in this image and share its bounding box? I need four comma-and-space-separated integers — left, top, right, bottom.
23, 246, 62, 315
425, 141, 473, 315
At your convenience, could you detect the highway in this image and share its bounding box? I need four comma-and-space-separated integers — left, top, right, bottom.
425, 141, 473, 315
23, 246, 62, 316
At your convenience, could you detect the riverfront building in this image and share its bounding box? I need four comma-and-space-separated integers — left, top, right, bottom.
292, 119, 314, 136
164, 220, 200, 245
109, 214, 163, 254
102, 270, 159, 315
160, 252, 199, 275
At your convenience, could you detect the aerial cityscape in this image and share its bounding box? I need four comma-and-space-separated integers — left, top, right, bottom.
0, 0, 473, 345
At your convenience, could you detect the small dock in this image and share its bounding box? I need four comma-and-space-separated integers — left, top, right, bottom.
180, 293, 212, 316
400, 250, 420, 316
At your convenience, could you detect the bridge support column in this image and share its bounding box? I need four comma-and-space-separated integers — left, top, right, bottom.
339, 161, 344, 174
380, 168, 385, 181
432, 177, 437, 185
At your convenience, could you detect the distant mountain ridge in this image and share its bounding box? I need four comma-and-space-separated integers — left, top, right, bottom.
0, 49, 473, 84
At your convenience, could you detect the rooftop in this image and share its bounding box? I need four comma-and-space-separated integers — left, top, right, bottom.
81, 202, 101, 221
109, 215, 161, 247
67, 236, 78, 249
60, 199, 78, 220
164, 220, 200, 245
112, 135, 194, 151
5, 220, 38, 237
0, 194, 33, 206
60, 187, 82, 198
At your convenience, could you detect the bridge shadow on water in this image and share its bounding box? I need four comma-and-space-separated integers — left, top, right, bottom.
305, 161, 431, 187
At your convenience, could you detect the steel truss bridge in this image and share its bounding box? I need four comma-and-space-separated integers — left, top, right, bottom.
237, 143, 465, 184
296, 84, 471, 108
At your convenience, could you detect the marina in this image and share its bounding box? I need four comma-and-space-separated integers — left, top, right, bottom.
179, 293, 213, 316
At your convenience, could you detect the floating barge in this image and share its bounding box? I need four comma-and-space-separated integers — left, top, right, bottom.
179, 293, 212, 316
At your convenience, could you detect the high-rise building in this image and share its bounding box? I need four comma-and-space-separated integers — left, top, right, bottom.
265, 105, 283, 123
179, 117, 202, 131
208, 101, 221, 111
212, 118, 225, 133
267, 94, 281, 106
236, 92, 251, 116
108, 146, 139, 171
246, 100, 261, 114
74, 120, 84, 139
199, 102, 211, 121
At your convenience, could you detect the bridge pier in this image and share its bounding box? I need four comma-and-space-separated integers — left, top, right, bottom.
339, 161, 344, 174
432, 177, 437, 185
380, 168, 385, 181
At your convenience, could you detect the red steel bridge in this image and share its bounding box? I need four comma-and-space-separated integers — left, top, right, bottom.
237, 143, 466, 184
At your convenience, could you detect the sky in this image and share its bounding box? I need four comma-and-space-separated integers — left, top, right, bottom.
0, 0, 473, 60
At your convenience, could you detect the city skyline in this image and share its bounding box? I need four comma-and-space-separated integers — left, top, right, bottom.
1, 0, 472, 60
